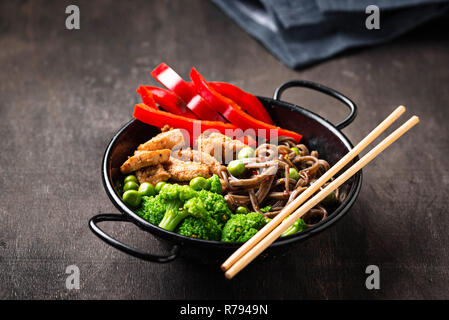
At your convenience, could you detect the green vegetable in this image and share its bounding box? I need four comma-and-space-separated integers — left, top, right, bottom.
177, 216, 221, 241
190, 177, 210, 191
155, 181, 167, 193
288, 168, 300, 180
124, 174, 138, 184
157, 184, 198, 231
208, 174, 222, 194
260, 205, 272, 213
291, 147, 300, 156
197, 189, 232, 226
138, 182, 155, 197
122, 190, 142, 208
238, 146, 255, 159
221, 212, 267, 242
235, 206, 248, 215
135, 182, 234, 240
227, 160, 245, 177
123, 181, 139, 192
137, 196, 166, 225
281, 218, 306, 237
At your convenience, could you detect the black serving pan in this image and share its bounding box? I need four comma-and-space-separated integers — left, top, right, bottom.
89, 80, 362, 264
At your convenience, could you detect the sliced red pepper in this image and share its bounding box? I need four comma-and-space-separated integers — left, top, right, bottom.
185, 95, 226, 122
209, 82, 274, 124
137, 86, 197, 119
133, 103, 239, 144
190, 68, 302, 143
151, 63, 195, 102
135, 86, 158, 110
151, 63, 226, 122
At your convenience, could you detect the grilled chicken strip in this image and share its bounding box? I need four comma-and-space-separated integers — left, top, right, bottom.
165, 158, 211, 182
197, 132, 246, 163
171, 148, 222, 175
137, 129, 185, 152
120, 149, 171, 174
136, 164, 171, 185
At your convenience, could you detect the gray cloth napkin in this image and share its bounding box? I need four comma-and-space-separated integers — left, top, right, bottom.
212, 0, 449, 68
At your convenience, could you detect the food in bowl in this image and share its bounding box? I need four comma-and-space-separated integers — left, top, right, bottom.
114, 63, 344, 243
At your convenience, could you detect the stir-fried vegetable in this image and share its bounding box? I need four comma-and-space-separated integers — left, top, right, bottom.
190, 68, 302, 142
151, 63, 225, 122
133, 103, 238, 143
137, 85, 197, 119
209, 81, 274, 124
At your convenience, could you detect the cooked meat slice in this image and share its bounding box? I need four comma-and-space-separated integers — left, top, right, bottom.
137, 129, 185, 152
197, 132, 246, 163
120, 149, 171, 174
165, 158, 211, 182
136, 164, 171, 185
172, 148, 222, 175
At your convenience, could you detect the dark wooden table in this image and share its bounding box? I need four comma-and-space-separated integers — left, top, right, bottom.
1, 0, 448, 299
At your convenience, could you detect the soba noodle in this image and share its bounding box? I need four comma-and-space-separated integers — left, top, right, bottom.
222, 136, 344, 227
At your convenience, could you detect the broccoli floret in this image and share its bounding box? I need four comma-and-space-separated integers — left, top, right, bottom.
197, 189, 232, 227
177, 216, 221, 241
208, 174, 222, 194
281, 217, 306, 237
221, 212, 267, 242
178, 196, 222, 240
136, 195, 166, 225
157, 184, 198, 231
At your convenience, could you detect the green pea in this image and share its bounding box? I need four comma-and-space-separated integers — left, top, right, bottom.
238, 146, 255, 159
138, 182, 155, 197
190, 177, 210, 191
122, 190, 142, 208
227, 160, 245, 177
155, 181, 167, 193
235, 206, 248, 215
289, 168, 300, 180
124, 174, 138, 184
322, 191, 338, 206
291, 147, 300, 156
123, 181, 139, 192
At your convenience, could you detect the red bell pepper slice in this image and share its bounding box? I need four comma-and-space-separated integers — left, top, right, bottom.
209, 82, 274, 124
137, 86, 197, 119
151, 63, 226, 122
133, 103, 240, 144
185, 95, 226, 123
135, 86, 158, 110
190, 68, 302, 143
151, 63, 195, 102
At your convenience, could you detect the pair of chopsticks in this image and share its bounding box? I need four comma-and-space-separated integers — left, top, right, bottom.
221, 106, 419, 279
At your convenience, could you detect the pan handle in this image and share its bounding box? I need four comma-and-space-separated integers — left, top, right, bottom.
273, 80, 357, 130
89, 213, 179, 263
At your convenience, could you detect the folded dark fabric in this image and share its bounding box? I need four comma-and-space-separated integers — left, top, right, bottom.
316, 0, 449, 12
212, 0, 449, 69
261, 0, 324, 28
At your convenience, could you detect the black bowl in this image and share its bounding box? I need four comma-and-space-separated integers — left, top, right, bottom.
89, 80, 362, 264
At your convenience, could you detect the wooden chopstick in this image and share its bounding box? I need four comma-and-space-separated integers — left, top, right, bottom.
224, 115, 419, 279
221, 106, 406, 272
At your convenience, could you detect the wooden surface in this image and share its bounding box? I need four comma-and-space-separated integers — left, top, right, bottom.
0, 0, 448, 299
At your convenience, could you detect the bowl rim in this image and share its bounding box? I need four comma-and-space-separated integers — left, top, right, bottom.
101, 96, 363, 249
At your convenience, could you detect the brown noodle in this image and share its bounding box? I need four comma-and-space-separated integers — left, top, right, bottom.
222, 136, 344, 227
